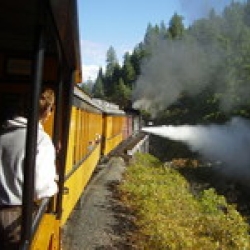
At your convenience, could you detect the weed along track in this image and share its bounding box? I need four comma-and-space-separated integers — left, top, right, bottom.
170, 158, 250, 224
118, 154, 250, 249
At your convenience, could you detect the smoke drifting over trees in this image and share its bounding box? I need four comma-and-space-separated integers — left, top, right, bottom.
133, 0, 250, 116
133, 38, 219, 115
136, 1, 250, 180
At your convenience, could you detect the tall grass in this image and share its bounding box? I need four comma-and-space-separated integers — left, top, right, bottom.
119, 153, 250, 250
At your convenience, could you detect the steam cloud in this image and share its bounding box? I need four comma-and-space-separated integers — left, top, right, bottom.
142, 117, 250, 180
132, 0, 248, 116
132, 38, 216, 116
135, 0, 249, 181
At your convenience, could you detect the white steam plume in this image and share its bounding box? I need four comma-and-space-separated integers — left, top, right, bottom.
133, 38, 215, 115
142, 117, 250, 180
133, 0, 248, 116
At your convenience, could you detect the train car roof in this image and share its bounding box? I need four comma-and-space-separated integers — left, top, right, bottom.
73, 87, 125, 115
92, 99, 125, 115
0, 0, 82, 82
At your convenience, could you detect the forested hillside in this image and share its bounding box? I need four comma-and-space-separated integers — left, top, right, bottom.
81, 1, 250, 125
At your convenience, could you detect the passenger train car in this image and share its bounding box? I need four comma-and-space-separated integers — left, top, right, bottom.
0, 1, 139, 249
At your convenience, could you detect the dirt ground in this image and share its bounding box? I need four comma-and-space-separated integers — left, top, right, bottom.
62, 157, 136, 250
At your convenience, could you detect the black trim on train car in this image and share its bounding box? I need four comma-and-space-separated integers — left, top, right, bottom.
20, 3, 46, 249
55, 70, 75, 220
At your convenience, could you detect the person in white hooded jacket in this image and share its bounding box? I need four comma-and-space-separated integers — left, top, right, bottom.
0, 88, 58, 249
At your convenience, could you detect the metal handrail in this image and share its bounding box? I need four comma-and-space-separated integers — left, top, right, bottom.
31, 198, 51, 239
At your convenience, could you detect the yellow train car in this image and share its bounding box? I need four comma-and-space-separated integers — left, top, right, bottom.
0, 1, 139, 249
93, 99, 126, 156
0, 1, 82, 249
60, 87, 104, 226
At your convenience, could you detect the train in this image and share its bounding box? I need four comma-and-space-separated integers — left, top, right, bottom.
0, 1, 143, 249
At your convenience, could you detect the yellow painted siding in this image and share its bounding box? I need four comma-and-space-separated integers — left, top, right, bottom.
60, 106, 103, 226
103, 133, 123, 155
65, 107, 76, 175
102, 115, 124, 155
61, 145, 101, 225
31, 214, 60, 250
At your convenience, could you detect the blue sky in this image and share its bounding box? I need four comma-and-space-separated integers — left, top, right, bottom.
77, 0, 244, 81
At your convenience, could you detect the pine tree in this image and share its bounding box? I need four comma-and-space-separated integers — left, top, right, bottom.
92, 68, 105, 98
112, 78, 131, 108
106, 46, 119, 77
168, 13, 185, 39
123, 53, 136, 88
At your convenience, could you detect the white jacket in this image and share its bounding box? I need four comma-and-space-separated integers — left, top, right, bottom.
0, 117, 58, 205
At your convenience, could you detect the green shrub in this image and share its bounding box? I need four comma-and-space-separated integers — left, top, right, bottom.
119, 153, 250, 250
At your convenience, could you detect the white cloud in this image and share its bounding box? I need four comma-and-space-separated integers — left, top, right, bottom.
82, 64, 100, 81
81, 40, 107, 65
80, 40, 107, 81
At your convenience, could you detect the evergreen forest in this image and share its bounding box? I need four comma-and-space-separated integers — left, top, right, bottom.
81, 1, 250, 125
